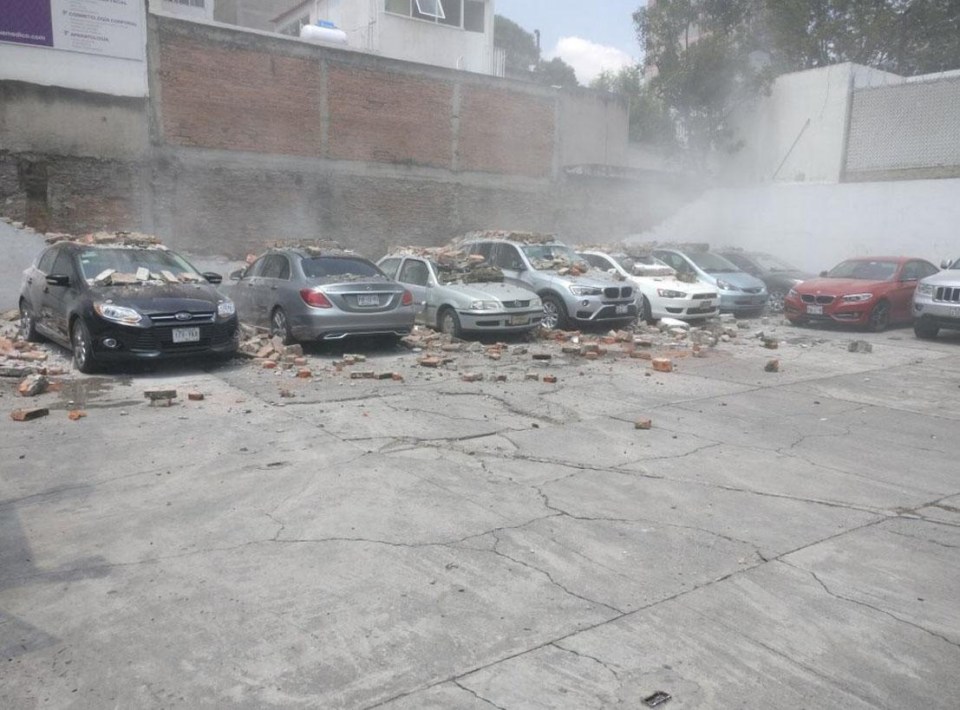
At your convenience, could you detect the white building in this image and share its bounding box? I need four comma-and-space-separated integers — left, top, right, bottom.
272, 0, 498, 75
160, 0, 215, 21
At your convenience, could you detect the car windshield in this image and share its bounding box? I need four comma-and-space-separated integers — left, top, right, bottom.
77, 248, 201, 282
301, 256, 384, 281
687, 251, 740, 274
614, 253, 674, 275
826, 260, 899, 280
750, 253, 798, 272
521, 244, 588, 271
948, 257, 960, 269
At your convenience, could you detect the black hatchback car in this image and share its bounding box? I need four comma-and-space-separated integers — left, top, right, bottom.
19, 240, 238, 373
716, 249, 813, 313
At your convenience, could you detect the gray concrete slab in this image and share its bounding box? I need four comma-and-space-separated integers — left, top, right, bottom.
2, 313, 959, 709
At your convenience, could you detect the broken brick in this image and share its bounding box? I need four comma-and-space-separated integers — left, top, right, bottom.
350, 371, 377, 380
634, 419, 653, 430
848, 340, 873, 354
630, 351, 653, 361
494, 374, 508, 382
418, 357, 442, 368
532, 353, 552, 361
278, 388, 295, 398
17, 374, 49, 397
296, 368, 312, 378
11, 407, 49, 422
461, 372, 484, 382
67, 410, 87, 421
542, 375, 558, 384
764, 359, 780, 373
584, 351, 600, 361
390, 373, 405, 382
256, 345, 274, 359
762, 338, 779, 350
187, 392, 205, 401
144, 389, 177, 403
262, 361, 278, 369
652, 358, 674, 373
524, 372, 540, 381
293, 357, 307, 366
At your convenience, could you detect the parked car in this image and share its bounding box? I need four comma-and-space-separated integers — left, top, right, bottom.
578, 249, 719, 323
652, 247, 769, 316
461, 236, 637, 330
716, 249, 813, 313
913, 256, 960, 339
377, 253, 542, 337
784, 256, 938, 331
19, 240, 238, 373
229, 247, 416, 343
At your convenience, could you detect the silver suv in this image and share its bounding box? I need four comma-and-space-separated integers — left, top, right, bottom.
462, 236, 637, 330
913, 257, 959, 339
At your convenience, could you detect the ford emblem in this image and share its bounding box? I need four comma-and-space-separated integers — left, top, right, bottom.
175, 312, 193, 321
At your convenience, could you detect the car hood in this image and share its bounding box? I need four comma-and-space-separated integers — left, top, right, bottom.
795, 278, 889, 294
702, 271, 766, 290
440, 282, 536, 302
535, 269, 624, 288
919, 270, 958, 286
94, 283, 225, 314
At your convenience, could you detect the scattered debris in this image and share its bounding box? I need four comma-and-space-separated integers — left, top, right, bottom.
144, 389, 177, 406
635, 419, 653, 430
765, 359, 780, 373
542, 375, 558, 384
187, 392, 205, 401
461, 372, 484, 382
17, 374, 49, 397
848, 340, 873, 353
652, 358, 674, 373
643, 691, 672, 708
67, 410, 88, 421
296, 368, 312, 379
11, 407, 49, 422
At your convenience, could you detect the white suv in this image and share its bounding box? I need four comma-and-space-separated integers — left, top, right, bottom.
913, 257, 959, 339
579, 250, 719, 323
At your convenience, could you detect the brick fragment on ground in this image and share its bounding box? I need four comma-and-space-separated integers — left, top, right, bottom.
652, 358, 674, 373
532, 353, 552, 361
11, 407, 49, 422
188, 392, 205, 401
17, 374, 49, 397
848, 340, 873, 353
377, 372, 395, 380
461, 372, 483, 382
67, 410, 87, 421
765, 359, 780, 373
262, 361, 277, 369
542, 375, 558, 384
525, 372, 539, 381
293, 357, 307, 366
279, 388, 295, 398
350, 371, 377, 379
418, 357, 442, 368
296, 368, 312, 378
762, 338, 779, 350
144, 389, 177, 404
494, 374, 507, 382
635, 419, 653, 430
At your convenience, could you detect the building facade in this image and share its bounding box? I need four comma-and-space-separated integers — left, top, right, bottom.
272, 0, 498, 75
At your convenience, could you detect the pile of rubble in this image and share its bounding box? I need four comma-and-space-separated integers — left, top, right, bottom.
389, 245, 505, 284
457, 230, 554, 245
0, 311, 64, 379
45, 230, 163, 247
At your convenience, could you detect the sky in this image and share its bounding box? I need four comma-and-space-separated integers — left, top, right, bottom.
494, 0, 645, 84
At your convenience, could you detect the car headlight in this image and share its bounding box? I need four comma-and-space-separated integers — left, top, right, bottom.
94, 302, 142, 325
842, 293, 873, 303
569, 285, 602, 296
530, 298, 542, 309
657, 289, 686, 299
469, 300, 501, 311
916, 283, 935, 297
217, 299, 236, 318
716, 280, 734, 291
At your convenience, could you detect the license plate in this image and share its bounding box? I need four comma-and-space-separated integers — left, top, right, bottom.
615, 304, 630, 314
509, 315, 528, 326
806, 304, 823, 315
172, 327, 200, 343
700, 301, 714, 309
357, 295, 380, 307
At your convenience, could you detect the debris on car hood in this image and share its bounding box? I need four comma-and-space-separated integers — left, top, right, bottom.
388, 245, 505, 284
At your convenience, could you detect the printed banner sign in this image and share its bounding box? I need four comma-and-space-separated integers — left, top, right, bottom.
0, 0, 143, 60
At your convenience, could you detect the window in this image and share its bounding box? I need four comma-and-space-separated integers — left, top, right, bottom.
378, 258, 401, 279
463, 0, 484, 32
399, 259, 431, 286
414, 0, 444, 19
166, 0, 205, 7
582, 254, 612, 271
260, 255, 291, 280
467, 242, 493, 261
492, 244, 524, 271
300, 257, 381, 280
386, 0, 479, 30
37, 248, 58, 273
51, 250, 75, 278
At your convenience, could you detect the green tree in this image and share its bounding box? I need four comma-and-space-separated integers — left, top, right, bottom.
591, 65, 675, 146
494, 15, 579, 88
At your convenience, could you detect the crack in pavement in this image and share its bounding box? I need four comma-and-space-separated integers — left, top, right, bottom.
781, 561, 960, 651
550, 641, 622, 680
452, 680, 508, 710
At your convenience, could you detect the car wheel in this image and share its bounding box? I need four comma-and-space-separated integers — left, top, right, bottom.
867, 300, 890, 333
914, 318, 940, 340
767, 290, 786, 314
438, 307, 462, 338
540, 294, 567, 331
19, 300, 40, 342
70, 318, 98, 374
641, 295, 657, 325
270, 307, 293, 345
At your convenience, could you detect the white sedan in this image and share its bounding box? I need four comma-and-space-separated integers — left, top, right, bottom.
579, 250, 719, 323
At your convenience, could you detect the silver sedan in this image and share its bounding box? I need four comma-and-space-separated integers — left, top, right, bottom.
230, 249, 416, 343
378, 254, 542, 337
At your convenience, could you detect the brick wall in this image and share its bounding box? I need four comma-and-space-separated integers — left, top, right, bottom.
158, 33, 323, 156
326, 67, 453, 167
459, 87, 555, 178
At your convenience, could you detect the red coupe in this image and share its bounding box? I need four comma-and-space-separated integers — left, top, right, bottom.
784, 256, 939, 331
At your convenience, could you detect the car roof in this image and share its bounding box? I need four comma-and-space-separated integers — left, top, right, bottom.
838, 256, 912, 263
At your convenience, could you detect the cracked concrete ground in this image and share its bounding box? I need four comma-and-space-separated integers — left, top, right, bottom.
1, 320, 959, 709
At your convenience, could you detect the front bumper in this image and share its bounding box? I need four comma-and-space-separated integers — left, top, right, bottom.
652, 297, 719, 320
913, 298, 960, 329
290, 308, 416, 341
719, 292, 768, 314
88, 317, 239, 360
785, 297, 875, 324
459, 308, 542, 332
568, 298, 638, 324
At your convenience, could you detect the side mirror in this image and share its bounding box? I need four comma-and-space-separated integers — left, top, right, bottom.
941, 259, 951, 269
229, 269, 244, 281
607, 268, 617, 276
203, 272, 223, 285
46, 274, 70, 287
819, 270, 828, 278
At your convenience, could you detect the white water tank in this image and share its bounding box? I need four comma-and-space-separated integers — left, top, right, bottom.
300, 23, 348, 45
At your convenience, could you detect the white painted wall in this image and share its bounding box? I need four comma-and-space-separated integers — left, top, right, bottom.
0, 42, 147, 97
630, 181, 960, 274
